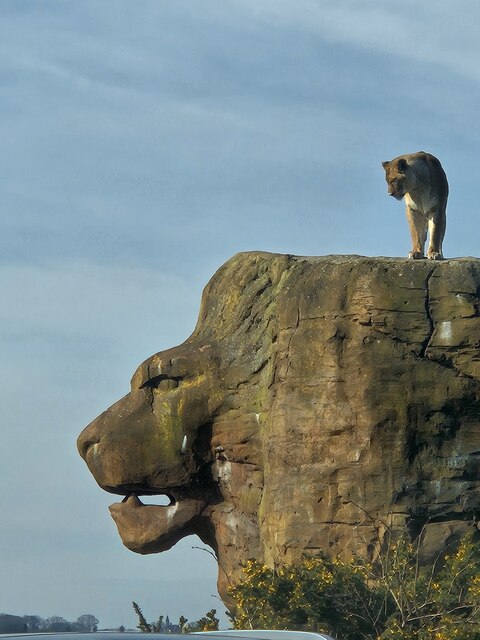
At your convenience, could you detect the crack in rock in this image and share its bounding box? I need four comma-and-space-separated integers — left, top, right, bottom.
419, 265, 439, 358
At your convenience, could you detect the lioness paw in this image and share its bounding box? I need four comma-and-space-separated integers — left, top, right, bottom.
408, 251, 425, 260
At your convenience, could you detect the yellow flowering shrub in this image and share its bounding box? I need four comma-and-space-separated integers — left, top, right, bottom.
228, 530, 480, 640
228, 553, 387, 639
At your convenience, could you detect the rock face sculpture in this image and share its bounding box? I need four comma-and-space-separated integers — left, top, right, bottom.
78, 252, 480, 604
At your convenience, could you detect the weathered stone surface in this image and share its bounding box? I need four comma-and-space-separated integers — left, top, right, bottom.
78, 252, 480, 605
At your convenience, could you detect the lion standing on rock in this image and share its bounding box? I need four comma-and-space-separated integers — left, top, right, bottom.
382, 151, 448, 260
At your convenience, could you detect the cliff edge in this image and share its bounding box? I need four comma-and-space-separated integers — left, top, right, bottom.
78, 252, 480, 603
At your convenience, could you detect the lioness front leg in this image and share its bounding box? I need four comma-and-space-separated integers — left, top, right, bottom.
406, 207, 427, 259
427, 210, 446, 260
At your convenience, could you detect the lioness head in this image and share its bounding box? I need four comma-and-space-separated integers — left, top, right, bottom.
382, 157, 414, 200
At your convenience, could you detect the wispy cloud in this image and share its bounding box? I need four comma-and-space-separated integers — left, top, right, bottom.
229, 0, 480, 80
0, 261, 199, 361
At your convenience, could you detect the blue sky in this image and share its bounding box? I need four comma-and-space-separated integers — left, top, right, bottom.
1, 0, 480, 630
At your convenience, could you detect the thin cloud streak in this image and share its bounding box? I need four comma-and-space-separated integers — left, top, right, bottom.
231, 0, 480, 81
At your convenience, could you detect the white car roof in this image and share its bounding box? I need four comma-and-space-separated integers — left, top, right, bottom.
195, 631, 335, 640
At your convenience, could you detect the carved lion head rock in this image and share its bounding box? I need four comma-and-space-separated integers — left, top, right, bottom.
78, 252, 480, 604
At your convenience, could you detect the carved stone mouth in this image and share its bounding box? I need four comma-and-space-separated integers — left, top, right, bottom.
109, 493, 205, 554
121, 492, 176, 506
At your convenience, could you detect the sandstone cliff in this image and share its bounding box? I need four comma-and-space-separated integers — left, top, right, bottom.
78, 253, 480, 604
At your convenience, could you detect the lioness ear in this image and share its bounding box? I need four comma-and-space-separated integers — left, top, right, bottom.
382, 161, 390, 169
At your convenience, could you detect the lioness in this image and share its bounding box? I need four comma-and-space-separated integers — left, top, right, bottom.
382, 151, 448, 260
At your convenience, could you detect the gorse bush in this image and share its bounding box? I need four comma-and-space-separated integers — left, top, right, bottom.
132, 602, 163, 632
376, 531, 480, 639
195, 609, 220, 631
132, 603, 219, 633
228, 554, 387, 639
228, 529, 480, 640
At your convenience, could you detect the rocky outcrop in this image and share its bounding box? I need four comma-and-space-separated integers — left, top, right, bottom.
78, 252, 480, 604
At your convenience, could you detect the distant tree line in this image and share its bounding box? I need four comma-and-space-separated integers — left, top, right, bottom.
0, 612, 99, 633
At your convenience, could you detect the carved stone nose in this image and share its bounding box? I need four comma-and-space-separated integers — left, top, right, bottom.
77, 416, 101, 460
77, 431, 99, 461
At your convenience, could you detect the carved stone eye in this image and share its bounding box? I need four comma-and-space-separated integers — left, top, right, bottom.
140, 375, 182, 391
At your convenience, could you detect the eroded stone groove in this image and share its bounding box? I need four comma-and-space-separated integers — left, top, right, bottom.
419, 265, 438, 358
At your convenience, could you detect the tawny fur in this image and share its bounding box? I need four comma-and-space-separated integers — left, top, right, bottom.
382, 151, 448, 260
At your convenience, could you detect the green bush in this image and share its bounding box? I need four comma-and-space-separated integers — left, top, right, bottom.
228, 530, 480, 640
228, 554, 387, 639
